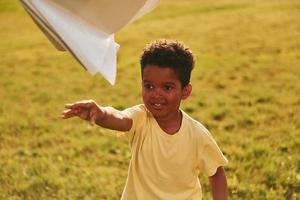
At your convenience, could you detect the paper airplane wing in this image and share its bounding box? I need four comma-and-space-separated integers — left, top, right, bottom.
43, 0, 160, 34
20, 0, 160, 85
21, 0, 66, 51
128, 0, 160, 26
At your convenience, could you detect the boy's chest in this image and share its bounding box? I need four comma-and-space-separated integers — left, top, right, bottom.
134, 128, 199, 180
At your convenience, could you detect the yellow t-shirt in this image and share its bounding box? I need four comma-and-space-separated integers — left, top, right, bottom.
120, 104, 228, 200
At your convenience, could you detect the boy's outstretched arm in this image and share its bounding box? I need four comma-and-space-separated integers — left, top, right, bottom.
209, 166, 228, 200
62, 100, 132, 132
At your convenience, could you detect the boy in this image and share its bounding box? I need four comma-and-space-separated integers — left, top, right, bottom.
62, 39, 228, 200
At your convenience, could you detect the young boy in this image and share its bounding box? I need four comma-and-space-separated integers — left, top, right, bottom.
62, 39, 228, 200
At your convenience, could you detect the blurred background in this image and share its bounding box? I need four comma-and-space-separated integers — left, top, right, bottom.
0, 0, 299, 199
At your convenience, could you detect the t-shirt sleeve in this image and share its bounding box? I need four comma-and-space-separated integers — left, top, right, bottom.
119, 104, 146, 147
197, 126, 228, 177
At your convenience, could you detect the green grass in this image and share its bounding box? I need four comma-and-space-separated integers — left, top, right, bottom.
1, 0, 300, 199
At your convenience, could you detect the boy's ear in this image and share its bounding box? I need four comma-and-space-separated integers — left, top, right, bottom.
182, 84, 192, 100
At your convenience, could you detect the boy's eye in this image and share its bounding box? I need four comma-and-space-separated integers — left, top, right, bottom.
164, 85, 173, 91
144, 84, 154, 90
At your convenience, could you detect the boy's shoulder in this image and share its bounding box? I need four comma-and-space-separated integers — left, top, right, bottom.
123, 104, 146, 113
182, 110, 212, 138
123, 104, 150, 119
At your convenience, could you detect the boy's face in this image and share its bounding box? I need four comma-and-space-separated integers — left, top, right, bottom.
142, 65, 191, 121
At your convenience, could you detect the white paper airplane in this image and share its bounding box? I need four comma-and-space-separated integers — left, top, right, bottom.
20, 0, 160, 85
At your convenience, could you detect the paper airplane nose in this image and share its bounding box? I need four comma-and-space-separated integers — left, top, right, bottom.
20, 0, 159, 85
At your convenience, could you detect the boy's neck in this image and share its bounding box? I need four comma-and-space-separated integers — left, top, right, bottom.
154, 111, 182, 135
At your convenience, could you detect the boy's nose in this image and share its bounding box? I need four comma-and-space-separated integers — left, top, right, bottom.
152, 88, 163, 98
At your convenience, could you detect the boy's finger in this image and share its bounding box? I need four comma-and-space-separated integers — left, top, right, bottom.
62, 109, 75, 115
65, 102, 93, 109
90, 117, 95, 126
64, 104, 74, 109
62, 109, 79, 119
62, 112, 76, 119
89, 110, 97, 126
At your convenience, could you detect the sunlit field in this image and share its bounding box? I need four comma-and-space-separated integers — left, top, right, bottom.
0, 0, 299, 199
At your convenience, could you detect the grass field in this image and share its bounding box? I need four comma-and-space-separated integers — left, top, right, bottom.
0, 0, 300, 199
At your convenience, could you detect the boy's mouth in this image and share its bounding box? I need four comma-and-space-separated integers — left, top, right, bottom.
150, 102, 163, 110
150, 103, 163, 110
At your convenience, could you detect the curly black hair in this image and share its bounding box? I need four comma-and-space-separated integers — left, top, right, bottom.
140, 39, 195, 87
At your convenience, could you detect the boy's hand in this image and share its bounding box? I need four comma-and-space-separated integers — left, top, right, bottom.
62, 100, 105, 125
